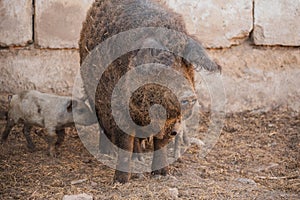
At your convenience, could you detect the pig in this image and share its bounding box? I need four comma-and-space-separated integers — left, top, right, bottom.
172, 91, 205, 159
173, 119, 206, 159
1, 90, 97, 156
133, 92, 204, 161
79, 0, 221, 183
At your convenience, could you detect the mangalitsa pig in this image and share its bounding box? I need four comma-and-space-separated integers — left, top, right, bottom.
1, 90, 97, 156
79, 0, 221, 183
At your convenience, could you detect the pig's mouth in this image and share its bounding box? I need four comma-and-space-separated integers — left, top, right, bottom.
182, 109, 193, 120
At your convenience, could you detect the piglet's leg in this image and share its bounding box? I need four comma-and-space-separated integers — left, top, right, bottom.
182, 131, 190, 146
152, 137, 170, 176
1, 119, 15, 143
23, 125, 35, 150
46, 128, 57, 157
174, 131, 183, 159
55, 129, 65, 147
132, 138, 145, 162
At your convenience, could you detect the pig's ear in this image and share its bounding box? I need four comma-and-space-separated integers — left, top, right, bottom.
134, 37, 174, 66
184, 38, 221, 72
66, 100, 78, 113
8, 95, 13, 102
140, 38, 166, 50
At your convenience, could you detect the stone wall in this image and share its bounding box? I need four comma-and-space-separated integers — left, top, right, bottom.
0, 0, 299, 112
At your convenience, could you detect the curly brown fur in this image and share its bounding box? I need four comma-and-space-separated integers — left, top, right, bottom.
79, 0, 220, 183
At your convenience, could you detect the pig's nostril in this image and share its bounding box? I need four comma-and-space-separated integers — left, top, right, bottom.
171, 131, 177, 136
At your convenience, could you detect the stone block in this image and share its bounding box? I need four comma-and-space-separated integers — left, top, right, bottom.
0, 0, 33, 47
253, 0, 300, 46
35, 0, 93, 48
163, 0, 253, 48
196, 42, 300, 113
0, 49, 80, 96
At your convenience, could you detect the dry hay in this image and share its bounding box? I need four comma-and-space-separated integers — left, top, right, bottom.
0, 107, 299, 199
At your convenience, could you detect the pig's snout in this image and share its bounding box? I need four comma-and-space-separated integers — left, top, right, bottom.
71, 100, 98, 126
170, 130, 178, 136
170, 121, 182, 137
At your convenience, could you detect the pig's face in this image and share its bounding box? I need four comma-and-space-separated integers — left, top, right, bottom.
164, 88, 197, 137
176, 86, 197, 119
169, 92, 196, 137
70, 99, 97, 126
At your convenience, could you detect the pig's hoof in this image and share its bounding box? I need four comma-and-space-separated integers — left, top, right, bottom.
132, 155, 145, 162
49, 152, 59, 158
55, 141, 63, 147
27, 143, 36, 149
152, 167, 169, 176
174, 151, 182, 159
48, 150, 59, 158
183, 137, 190, 146
131, 173, 146, 180
27, 146, 36, 152
138, 156, 145, 163
113, 171, 130, 184
175, 157, 183, 163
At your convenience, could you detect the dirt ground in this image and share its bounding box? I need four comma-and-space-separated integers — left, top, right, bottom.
0, 105, 299, 199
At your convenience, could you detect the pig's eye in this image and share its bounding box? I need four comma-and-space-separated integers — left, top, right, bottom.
78, 108, 85, 114
181, 100, 189, 105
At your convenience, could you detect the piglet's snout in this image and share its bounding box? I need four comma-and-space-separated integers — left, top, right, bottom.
170, 121, 182, 137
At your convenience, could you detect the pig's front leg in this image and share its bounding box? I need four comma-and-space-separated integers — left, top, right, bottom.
152, 137, 170, 176
55, 128, 65, 147
182, 130, 190, 146
113, 131, 134, 183
174, 131, 183, 158
46, 127, 57, 157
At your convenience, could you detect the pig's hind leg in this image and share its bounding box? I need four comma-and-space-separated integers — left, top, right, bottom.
1, 119, 15, 143
23, 124, 35, 151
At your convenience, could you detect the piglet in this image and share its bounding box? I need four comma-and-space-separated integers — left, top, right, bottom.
1, 90, 97, 156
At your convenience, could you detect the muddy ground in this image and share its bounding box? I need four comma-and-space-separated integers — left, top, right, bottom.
0, 104, 299, 199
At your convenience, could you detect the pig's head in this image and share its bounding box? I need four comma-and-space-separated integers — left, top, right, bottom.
67, 99, 97, 126
167, 89, 197, 137
170, 118, 184, 137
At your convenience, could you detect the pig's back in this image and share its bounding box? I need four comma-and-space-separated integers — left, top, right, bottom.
9, 90, 69, 127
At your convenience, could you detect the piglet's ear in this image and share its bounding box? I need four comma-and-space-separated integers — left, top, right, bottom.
67, 100, 78, 113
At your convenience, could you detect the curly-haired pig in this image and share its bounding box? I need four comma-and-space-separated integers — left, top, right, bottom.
80, 0, 221, 183
1, 90, 97, 156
